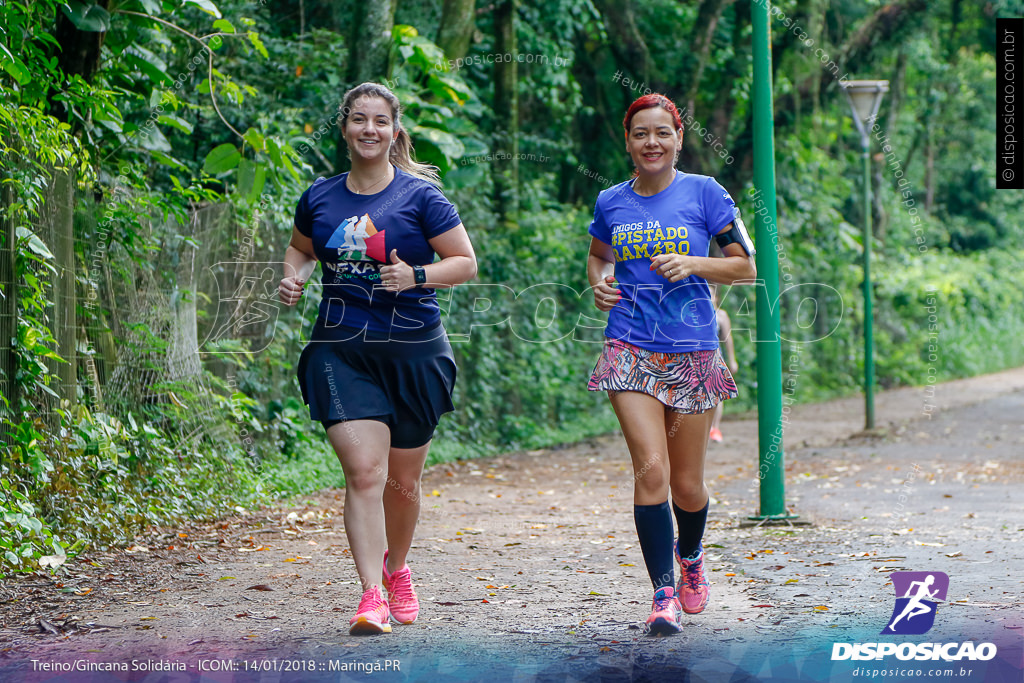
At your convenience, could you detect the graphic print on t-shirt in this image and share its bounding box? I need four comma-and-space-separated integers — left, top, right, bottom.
610, 220, 690, 262
324, 213, 387, 279
326, 214, 387, 261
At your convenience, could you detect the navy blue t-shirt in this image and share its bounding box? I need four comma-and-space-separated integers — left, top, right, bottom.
294, 169, 462, 335
589, 172, 738, 352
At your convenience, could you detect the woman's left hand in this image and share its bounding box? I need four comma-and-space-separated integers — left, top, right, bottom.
650, 254, 696, 282
380, 249, 415, 292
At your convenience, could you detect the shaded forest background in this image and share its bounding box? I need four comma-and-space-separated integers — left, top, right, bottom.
2, 0, 1022, 574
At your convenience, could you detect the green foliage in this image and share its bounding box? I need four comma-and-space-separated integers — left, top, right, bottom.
435, 204, 617, 451
2, 0, 1020, 577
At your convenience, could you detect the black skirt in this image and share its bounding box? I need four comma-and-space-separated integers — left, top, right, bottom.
296, 320, 457, 428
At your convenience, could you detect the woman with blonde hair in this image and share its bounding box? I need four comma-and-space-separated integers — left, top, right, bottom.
280, 82, 477, 634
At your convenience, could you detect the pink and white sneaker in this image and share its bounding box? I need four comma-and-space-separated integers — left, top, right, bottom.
676, 542, 710, 614
348, 585, 392, 635
645, 586, 682, 635
382, 550, 420, 624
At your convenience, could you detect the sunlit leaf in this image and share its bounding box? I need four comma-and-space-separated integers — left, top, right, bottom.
183, 0, 221, 18
0, 45, 31, 85
157, 115, 193, 135
247, 31, 268, 59
60, 1, 111, 32
16, 227, 53, 259
203, 143, 241, 174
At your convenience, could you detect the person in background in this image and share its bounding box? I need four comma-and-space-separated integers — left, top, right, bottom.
709, 284, 739, 443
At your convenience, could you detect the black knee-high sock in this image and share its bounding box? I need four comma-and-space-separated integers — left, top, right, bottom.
633, 502, 674, 590
673, 499, 709, 560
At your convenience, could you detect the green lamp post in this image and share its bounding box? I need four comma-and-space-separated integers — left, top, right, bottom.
841, 80, 888, 431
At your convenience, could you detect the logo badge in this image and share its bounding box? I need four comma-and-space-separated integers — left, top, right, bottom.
881, 571, 949, 635
326, 214, 387, 262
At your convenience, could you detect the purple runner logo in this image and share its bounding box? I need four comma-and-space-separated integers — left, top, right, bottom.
881, 571, 949, 635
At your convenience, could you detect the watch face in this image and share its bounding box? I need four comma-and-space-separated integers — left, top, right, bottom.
414, 266, 426, 284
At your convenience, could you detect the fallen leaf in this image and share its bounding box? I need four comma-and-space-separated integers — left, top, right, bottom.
814, 606, 829, 611
38, 555, 66, 569
38, 619, 61, 635
246, 585, 275, 592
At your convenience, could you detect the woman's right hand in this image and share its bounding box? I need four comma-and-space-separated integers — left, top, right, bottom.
279, 276, 305, 306
593, 274, 621, 312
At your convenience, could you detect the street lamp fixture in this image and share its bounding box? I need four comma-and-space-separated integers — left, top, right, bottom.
841, 79, 888, 431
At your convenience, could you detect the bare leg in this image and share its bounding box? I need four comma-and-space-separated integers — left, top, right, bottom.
710, 403, 723, 432
608, 391, 670, 503
383, 441, 430, 572
326, 420, 391, 592
666, 408, 713, 511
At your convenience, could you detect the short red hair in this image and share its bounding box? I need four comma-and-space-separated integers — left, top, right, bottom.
623, 93, 683, 134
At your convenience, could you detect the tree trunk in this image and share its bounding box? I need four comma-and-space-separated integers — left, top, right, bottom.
884, 51, 907, 141
775, 0, 927, 124
593, 0, 655, 87
683, 0, 735, 123
0, 180, 17, 432
838, 0, 927, 72
44, 2, 109, 409
698, 1, 749, 182
493, 0, 519, 228
924, 122, 934, 212
337, 0, 397, 169
50, 169, 77, 408
437, 0, 476, 61
347, 0, 395, 83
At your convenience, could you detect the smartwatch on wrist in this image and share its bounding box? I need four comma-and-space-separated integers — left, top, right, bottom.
413, 265, 427, 286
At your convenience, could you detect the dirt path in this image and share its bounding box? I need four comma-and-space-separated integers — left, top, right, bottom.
2, 368, 1023, 682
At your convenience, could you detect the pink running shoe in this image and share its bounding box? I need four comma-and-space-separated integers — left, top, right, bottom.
645, 586, 682, 635
676, 542, 710, 614
348, 585, 392, 635
709, 427, 724, 443
382, 550, 419, 624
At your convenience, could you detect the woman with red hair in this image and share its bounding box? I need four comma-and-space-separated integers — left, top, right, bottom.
586, 93, 756, 634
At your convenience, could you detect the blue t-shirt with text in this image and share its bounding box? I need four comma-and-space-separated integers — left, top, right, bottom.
589, 172, 737, 352
294, 169, 462, 335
